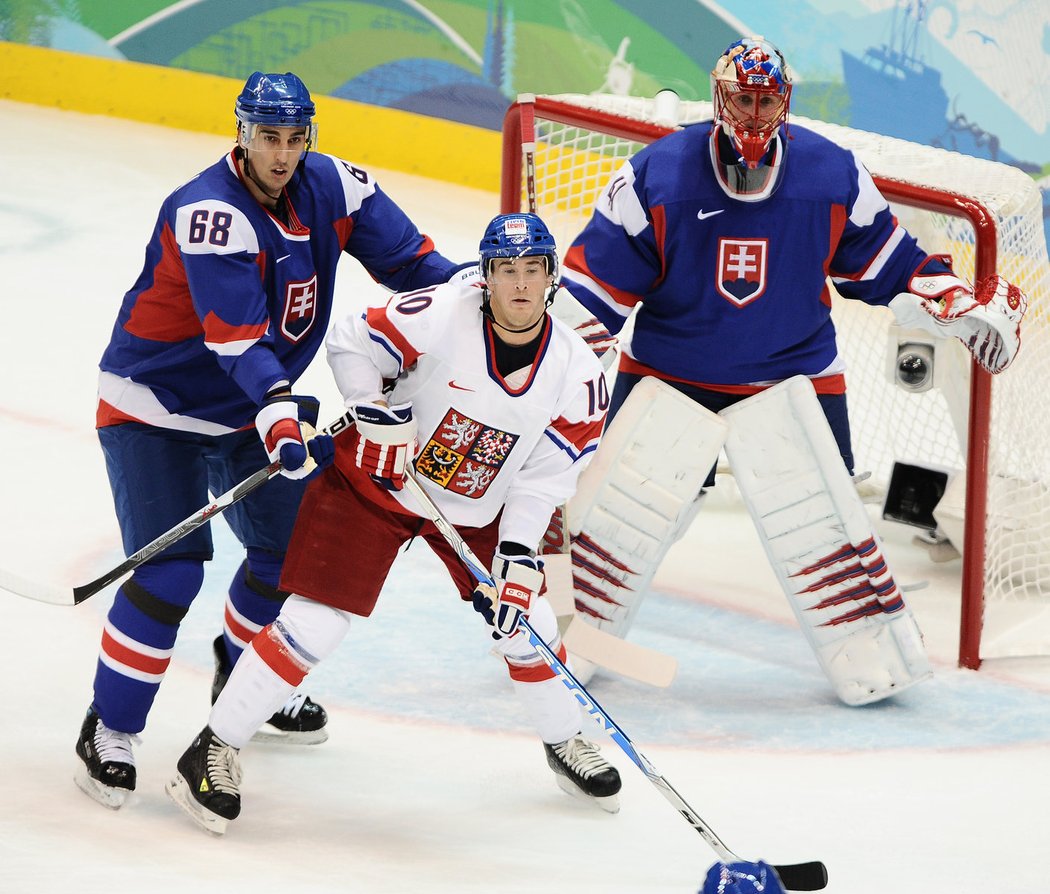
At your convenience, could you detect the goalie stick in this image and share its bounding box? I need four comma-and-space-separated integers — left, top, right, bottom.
3, 413, 354, 607
402, 467, 828, 892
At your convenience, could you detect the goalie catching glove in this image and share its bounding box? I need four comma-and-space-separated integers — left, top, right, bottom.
350, 402, 418, 490
255, 391, 335, 480
890, 262, 1028, 374
472, 543, 544, 639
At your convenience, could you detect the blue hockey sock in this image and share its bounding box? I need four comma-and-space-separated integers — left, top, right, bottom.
221, 548, 288, 665
91, 559, 204, 733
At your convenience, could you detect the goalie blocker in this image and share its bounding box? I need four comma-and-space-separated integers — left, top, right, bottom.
563, 375, 930, 705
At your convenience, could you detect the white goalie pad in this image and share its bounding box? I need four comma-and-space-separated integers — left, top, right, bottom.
556, 376, 728, 675
720, 376, 932, 706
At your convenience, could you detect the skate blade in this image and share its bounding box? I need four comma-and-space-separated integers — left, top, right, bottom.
164, 775, 232, 836
250, 723, 329, 746
554, 773, 621, 814
74, 763, 131, 809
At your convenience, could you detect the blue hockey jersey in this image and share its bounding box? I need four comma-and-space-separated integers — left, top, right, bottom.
97, 150, 458, 433
562, 123, 944, 390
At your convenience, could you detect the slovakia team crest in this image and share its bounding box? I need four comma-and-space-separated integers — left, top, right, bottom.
280, 274, 318, 343
716, 238, 768, 307
416, 409, 519, 498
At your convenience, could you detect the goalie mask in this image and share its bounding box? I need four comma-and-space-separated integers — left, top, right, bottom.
478, 213, 560, 325
710, 37, 792, 200
235, 71, 317, 154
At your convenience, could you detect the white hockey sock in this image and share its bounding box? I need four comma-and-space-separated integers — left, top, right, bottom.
512, 675, 583, 745
210, 594, 353, 748
210, 642, 296, 749
498, 598, 582, 744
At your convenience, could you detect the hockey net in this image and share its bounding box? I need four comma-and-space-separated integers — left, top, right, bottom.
501, 93, 1050, 669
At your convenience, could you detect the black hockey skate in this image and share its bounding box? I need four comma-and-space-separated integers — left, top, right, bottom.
544, 734, 622, 813
165, 726, 242, 835
74, 708, 138, 809
211, 635, 328, 745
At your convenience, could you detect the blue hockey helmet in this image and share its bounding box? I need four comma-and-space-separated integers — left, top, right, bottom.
711, 37, 792, 170
478, 212, 559, 281
235, 72, 317, 150
700, 860, 786, 894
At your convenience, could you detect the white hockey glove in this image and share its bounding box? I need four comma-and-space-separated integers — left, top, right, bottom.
472, 545, 544, 639
890, 273, 1028, 374
350, 402, 418, 491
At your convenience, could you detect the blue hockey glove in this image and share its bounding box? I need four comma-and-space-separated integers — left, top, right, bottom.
472, 544, 544, 639
255, 393, 335, 481
351, 402, 418, 491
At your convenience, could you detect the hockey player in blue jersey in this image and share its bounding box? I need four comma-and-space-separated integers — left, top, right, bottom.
75, 71, 463, 809
562, 36, 1026, 455
555, 37, 1027, 703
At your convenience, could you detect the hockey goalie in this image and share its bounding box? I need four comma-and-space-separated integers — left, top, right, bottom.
547, 36, 1029, 705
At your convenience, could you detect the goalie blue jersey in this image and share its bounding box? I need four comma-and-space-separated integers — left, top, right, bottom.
97, 150, 457, 433
561, 123, 943, 391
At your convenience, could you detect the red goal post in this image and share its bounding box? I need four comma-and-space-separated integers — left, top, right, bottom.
501, 93, 1050, 670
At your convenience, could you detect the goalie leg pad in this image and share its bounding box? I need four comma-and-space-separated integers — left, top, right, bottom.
720, 376, 932, 706
564, 376, 728, 640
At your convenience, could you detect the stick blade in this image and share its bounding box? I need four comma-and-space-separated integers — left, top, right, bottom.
73, 581, 106, 604
773, 861, 829, 891
0, 568, 74, 606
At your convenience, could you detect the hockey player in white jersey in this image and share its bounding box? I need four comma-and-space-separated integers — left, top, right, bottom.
165, 213, 620, 835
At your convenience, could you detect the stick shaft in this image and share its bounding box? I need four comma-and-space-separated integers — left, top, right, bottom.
404, 471, 731, 859
403, 469, 827, 890
72, 462, 282, 603
72, 413, 354, 604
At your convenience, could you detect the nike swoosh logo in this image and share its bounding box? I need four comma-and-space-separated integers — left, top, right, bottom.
697, 209, 724, 220
276, 254, 291, 263
448, 380, 475, 392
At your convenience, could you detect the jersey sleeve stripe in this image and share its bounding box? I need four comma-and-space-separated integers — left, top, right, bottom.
563, 246, 642, 315
365, 304, 422, 372
201, 311, 268, 355
545, 414, 603, 460
830, 223, 907, 284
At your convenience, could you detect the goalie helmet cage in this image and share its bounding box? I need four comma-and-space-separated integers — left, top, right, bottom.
501, 93, 1050, 670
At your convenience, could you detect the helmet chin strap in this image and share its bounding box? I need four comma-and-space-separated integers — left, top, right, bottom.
242, 152, 283, 202
480, 285, 555, 335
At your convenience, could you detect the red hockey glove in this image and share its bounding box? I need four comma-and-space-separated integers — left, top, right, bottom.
351, 402, 418, 490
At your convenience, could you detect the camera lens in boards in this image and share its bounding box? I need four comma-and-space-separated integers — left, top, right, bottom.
895, 343, 934, 392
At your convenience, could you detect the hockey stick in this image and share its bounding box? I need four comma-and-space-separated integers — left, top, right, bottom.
2, 413, 354, 607
402, 468, 828, 892
3, 465, 280, 607
542, 553, 678, 688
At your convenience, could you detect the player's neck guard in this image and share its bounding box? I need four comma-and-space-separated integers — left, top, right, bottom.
709, 127, 786, 202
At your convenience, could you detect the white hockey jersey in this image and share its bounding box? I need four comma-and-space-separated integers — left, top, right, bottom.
327, 280, 608, 549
